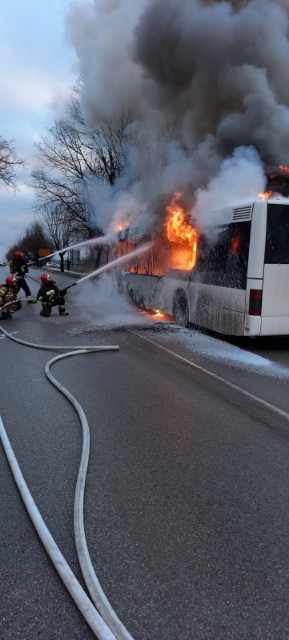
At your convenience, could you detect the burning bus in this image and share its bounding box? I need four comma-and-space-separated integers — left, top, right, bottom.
114, 168, 289, 337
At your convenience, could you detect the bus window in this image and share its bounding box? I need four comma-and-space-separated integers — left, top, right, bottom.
197, 222, 251, 289
265, 204, 289, 264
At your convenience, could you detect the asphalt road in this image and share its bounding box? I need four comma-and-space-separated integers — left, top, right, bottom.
1, 268, 289, 639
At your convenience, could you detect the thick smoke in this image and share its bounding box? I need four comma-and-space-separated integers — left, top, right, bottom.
65, 0, 289, 234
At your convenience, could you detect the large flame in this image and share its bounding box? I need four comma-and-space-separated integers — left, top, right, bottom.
165, 194, 197, 247
164, 193, 198, 270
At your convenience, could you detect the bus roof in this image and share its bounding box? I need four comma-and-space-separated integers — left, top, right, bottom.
203, 196, 289, 227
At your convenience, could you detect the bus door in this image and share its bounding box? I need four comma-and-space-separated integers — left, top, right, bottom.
261, 203, 289, 334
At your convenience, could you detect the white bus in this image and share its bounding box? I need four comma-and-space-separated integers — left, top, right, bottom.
119, 196, 289, 337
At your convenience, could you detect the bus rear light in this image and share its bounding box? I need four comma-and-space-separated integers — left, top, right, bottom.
249, 289, 263, 316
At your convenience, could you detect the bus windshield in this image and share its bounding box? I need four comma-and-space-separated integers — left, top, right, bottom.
265, 204, 289, 264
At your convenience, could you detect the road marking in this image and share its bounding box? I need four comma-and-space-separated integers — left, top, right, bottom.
135, 332, 289, 422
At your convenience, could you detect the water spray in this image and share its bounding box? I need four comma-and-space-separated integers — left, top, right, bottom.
34, 232, 118, 266
1, 243, 153, 316
59, 241, 153, 292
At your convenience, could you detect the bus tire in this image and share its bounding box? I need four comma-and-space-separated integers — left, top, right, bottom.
173, 290, 189, 327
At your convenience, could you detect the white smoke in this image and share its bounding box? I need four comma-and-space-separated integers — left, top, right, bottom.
65, 0, 144, 122
65, 0, 289, 234
68, 273, 156, 328
193, 146, 266, 228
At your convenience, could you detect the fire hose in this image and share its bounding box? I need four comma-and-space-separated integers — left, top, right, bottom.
0, 297, 36, 312
0, 325, 134, 640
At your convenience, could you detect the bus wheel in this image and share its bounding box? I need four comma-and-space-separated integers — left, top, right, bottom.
173, 291, 189, 327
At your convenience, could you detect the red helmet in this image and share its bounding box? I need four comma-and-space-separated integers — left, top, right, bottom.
40, 273, 52, 284
14, 251, 24, 259
6, 276, 16, 286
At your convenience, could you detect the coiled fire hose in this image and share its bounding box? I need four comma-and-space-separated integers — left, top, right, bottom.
0, 322, 135, 640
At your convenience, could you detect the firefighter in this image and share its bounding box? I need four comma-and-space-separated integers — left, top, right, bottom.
9, 251, 34, 302
0, 276, 22, 319
37, 274, 68, 317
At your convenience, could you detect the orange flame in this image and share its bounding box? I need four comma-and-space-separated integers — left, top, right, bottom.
154, 309, 164, 318
114, 221, 128, 232
164, 194, 198, 269
230, 235, 241, 255
258, 190, 273, 200
140, 305, 170, 320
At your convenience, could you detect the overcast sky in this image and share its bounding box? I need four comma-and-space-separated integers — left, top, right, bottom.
0, 0, 77, 258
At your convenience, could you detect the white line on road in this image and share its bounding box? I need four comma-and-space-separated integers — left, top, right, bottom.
135, 332, 289, 422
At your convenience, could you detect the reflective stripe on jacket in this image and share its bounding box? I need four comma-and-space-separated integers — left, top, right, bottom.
0, 285, 16, 305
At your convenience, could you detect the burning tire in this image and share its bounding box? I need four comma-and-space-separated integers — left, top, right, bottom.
173, 290, 189, 327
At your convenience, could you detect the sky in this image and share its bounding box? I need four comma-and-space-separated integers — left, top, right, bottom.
0, 0, 77, 259
1, 0, 288, 262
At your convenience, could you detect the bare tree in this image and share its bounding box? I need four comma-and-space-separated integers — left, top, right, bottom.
32, 166, 101, 244
37, 202, 79, 251
32, 118, 102, 243
0, 136, 24, 188
32, 95, 133, 251
68, 95, 132, 185
34, 119, 99, 180
6, 221, 51, 260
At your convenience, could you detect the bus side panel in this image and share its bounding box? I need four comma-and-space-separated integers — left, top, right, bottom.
124, 273, 249, 335
190, 284, 246, 335
260, 316, 289, 335
260, 264, 289, 335
124, 273, 165, 310
262, 265, 289, 316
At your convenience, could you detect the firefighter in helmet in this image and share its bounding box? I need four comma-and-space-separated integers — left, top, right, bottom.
37, 274, 68, 317
9, 251, 34, 302
0, 276, 22, 319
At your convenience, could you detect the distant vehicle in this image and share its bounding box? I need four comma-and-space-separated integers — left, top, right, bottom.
45, 261, 57, 267
0, 261, 7, 266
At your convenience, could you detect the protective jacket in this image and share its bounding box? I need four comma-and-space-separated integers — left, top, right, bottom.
37, 281, 60, 302
10, 257, 28, 277
0, 284, 21, 316
37, 281, 67, 317
9, 257, 33, 299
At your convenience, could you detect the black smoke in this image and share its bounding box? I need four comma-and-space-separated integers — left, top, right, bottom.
65, 0, 289, 232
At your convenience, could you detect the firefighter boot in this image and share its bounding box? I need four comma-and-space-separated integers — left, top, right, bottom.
59, 306, 69, 316
27, 295, 36, 303
40, 305, 51, 317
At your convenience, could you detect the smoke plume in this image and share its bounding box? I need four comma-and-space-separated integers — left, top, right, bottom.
65, 0, 289, 233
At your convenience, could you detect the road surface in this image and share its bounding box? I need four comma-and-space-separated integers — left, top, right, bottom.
1, 268, 289, 639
